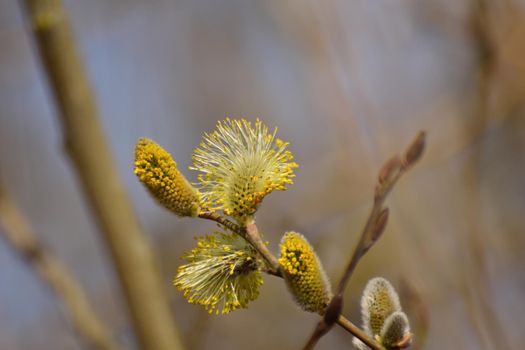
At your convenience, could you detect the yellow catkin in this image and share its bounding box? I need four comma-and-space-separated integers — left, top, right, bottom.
191, 118, 298, 220
134, 138, 200, 217
174, 231, 263, 314
279, 231, 332, 314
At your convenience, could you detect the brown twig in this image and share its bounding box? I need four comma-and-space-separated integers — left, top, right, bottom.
460, 1, 512, 349
19, 1, 185, 349
198, 212, 281, 275
198, 211, 244, 236
303, 131, 426, 349
337, 316, 383, 350
0, 189, 119, 350
399, 278, 429, 350
245, 219, 280, 271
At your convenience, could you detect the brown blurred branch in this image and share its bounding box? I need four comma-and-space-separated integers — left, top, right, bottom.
19, 1, 185, 349
303, 131, 426, 350
0, 189, 119, 350
399, 278, 429, 350
461, 1, 511, 349
336, 316, 383, 350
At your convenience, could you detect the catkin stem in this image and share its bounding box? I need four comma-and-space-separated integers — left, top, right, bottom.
337, 316, 385, 350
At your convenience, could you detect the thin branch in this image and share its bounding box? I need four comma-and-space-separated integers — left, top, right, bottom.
303, 131, 426, 349
336, 131, 425, 297
19, 1, 185, 349
245, 219, 280, 272
0, 189, 120, 350
337, 316, 383, 350
198, 212, 281, 275
198, 211, 244, 235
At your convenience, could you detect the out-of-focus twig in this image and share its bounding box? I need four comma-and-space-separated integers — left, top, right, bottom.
399, 278, 429, 350
0, 189, 119, 350
303, 131, 426, 350
19, 1, 185, 349
461, 1, 511, 349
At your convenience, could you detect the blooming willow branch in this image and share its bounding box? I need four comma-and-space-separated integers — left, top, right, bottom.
133, 119, 423, 350
198, 211, 377, 347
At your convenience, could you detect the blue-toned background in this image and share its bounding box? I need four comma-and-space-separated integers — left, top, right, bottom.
1, 0, 524, 349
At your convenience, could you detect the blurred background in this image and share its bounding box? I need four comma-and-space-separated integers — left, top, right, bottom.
1, 0, 524, 349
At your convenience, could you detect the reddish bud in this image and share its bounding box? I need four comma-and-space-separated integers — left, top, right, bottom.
403, 131, 426, 167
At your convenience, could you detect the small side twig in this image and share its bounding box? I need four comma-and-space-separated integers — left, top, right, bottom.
198, 211, 243, 234
303, 131, 426, 349
337, 316, 383, 350
0, 189, 119, 350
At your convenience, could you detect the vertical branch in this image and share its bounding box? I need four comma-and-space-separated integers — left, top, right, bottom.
0, 189, 120, 350
19, 1, 185, 349
462, 1, 511, 349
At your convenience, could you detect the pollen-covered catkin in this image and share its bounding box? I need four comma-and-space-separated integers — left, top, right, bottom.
134, 138, 200, 217
191, 118, 298, 221
279, 231, 332, 314
174, 231, 263, 314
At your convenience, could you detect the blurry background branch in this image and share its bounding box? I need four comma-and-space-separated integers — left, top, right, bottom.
19, 0, 185, 349
0, 188, 119, 350
461, 0, 511, 349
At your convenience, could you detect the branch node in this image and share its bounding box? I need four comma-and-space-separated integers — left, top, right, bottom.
324, 294, 343, 326
378, 156, 401, 185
